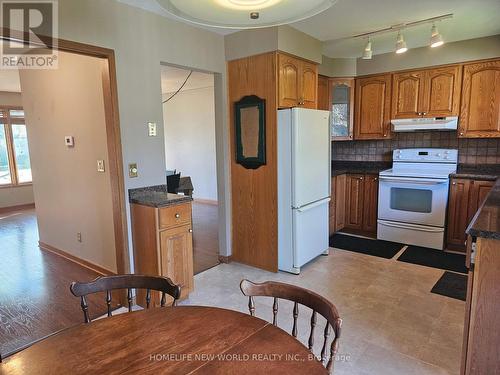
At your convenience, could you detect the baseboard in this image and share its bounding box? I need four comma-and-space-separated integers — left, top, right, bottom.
0, 203, 35, 213
38, 241, 116, 276
193, 198, 218, 205
218, 255, 231, 264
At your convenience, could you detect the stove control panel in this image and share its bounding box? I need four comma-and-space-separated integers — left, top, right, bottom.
393, 148, 458, 163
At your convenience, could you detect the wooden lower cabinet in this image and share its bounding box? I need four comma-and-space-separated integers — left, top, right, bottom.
447, 178, 494, 252
329, 174, 346, 235
461, 237, 500, 374
332, 173, 378, 237
131, 201, 194, 306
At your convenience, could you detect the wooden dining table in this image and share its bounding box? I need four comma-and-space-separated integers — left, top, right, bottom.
1, 306, 328, 374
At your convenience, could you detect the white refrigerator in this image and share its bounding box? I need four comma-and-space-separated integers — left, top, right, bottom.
278, 108, 331, 274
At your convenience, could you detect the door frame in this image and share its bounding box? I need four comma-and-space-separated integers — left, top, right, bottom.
1, 27, 130, 276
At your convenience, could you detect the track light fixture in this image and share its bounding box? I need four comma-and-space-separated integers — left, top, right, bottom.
395, 32, 407, 54
430, 24, 444, 48
362, 38, 372, 59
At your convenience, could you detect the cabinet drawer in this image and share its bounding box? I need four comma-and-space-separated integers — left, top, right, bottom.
159, 203, 191, 229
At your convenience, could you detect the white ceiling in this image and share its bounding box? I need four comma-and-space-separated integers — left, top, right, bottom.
0, 69, 20, 93
161, 65, 214, 94
118, 0, 500, 58
292, 0, 500, 58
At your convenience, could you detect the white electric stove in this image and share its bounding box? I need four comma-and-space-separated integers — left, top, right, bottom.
377, 148, 458, 250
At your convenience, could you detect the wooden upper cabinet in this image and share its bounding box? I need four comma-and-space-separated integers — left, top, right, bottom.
392, 71, 426, 118
317, 75, 330, 111
331, 78, 355, 140
277, 53, 318, 109
392, 65, 461, 119
354, 74, 392, 140
299, 60, 318, 109
459, 60, 500, 138
424, 65, 462, 117
278, 53, 300, 108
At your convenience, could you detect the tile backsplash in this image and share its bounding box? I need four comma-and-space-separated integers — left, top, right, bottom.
332, 131, 500, 165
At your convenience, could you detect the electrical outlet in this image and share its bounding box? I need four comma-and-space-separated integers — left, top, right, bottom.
97, 160, 105, 172
129, 163, 138, 178
148, 122, 157, 137
77, 232, 82, 243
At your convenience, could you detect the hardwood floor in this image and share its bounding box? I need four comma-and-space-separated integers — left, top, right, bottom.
192, 201, 220, 275
0, 208, 113, 357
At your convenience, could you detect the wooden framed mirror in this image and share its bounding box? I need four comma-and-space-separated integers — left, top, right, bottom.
234, 95, 266, 169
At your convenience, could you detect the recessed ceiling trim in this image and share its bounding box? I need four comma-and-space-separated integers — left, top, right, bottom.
156, 0, 337, 29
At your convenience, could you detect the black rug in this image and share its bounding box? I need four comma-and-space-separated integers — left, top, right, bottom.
329, 233, 404, 259
431, 271, 467, 301
397, 246, 467, 274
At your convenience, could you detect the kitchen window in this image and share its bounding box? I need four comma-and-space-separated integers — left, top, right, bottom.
0, 107, 32, 186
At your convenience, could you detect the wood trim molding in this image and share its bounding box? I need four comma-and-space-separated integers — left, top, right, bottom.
38, 241, 116, 277
0, 203, 35, 213
1, 28, 130, 279
193, 199, 218, 206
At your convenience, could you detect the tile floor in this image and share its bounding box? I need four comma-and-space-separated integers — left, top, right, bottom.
181, 248, 465, 375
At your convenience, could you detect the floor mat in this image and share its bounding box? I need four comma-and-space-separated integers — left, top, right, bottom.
329, 233, 404, 259
397, 246, 467, 274
431, 271, 467, 301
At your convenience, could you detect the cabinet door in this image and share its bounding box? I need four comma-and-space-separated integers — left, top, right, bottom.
331, 78, 355, 140
354, 74, 392, 139
335, 173, 346, 231
362, 174, 379, 234
446, 178, 471, 251
467, 180, 494, 224
317, 75, 330, 111
345, 174, 364, 230
160, 224, 194, 300
278, 53, 300, 108
299, 60, 318, 109
424, 65, 462, 117
460, 60, 500, 138
392, 71, 426, 119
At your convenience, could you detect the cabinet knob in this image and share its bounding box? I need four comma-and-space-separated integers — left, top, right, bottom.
422, 112, 427, 115
452, 182, 456, 185
359, 177, 364, 180
383, 134, 387, 137
459, 132, 464, 136
374, 177, 378, 181
188, 228, 193, 233
175, 213, 180, 218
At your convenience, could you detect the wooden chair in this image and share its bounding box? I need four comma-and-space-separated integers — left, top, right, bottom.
240, 279, 342, 373
70, 274, 181, 323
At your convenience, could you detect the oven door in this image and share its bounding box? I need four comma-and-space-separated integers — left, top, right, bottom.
378, 176, 449, 227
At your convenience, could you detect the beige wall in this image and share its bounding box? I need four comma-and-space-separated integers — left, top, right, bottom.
0, 91, 35, 208
318, 56, 357, 77
225, 25, 322, 63
357, 35, 500, 76
163, 86, 218, 201
44, 0, 231, 262
19, 51, 116, 272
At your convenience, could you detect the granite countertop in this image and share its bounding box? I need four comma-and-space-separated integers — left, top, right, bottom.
129, 185, 192, 208
450, 164, 500, 181
467, 178, 500, 240
331, 161, 392, 176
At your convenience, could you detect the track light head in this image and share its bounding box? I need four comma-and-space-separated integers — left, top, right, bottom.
395, 32, 407, 54
430, 24, 444, 48
362, 38, 372, 59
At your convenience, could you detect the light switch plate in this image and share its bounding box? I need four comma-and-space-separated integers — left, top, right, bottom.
129, 163, 138, 178
148, 122, 157, 137
65, 136, 74, 147
97, 160, 105, 172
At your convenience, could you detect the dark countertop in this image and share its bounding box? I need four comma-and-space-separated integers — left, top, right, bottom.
331, 161, 392, 176
450, 164, 500, 181
467, 178, 500, 240
129, 185, 192, 208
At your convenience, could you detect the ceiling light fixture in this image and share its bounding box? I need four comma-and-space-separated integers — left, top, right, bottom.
157, 0, 337, 29
395, 32, 407, 54
430, 24, 444, 48
362, 38, 372, 59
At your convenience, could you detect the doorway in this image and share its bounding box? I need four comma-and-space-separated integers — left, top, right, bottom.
160, 65, 220, 274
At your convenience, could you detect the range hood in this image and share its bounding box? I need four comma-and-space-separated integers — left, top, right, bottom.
391, 116, 458, 132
